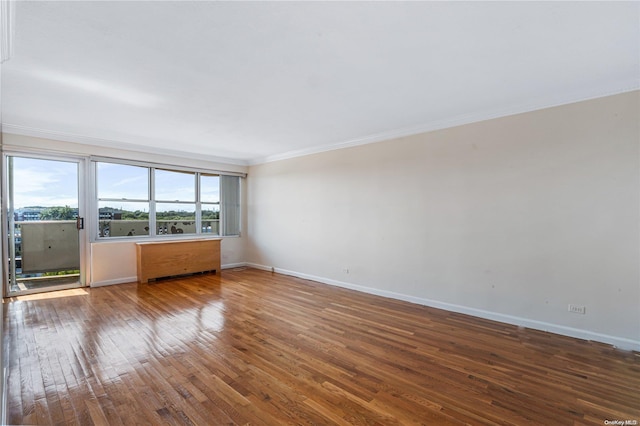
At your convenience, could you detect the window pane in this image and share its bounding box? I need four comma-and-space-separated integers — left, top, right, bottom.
12, 157, 78, 210
97, 163, 148, 200
201, 174, 220, 203
155, 169, 195, 202
202, 204, 220, 234
156, 203, 196, 235
220, 175, 240, 236
98, 201, 149, 237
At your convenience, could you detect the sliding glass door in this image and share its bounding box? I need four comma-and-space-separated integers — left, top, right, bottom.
5, 154, 86, 296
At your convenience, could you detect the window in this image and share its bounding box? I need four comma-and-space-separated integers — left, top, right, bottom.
155, 169, 196, 236
97, 163, 150, 237
220, 175, 240, 236
95, 161, 241, 239
200, 174, 220, 235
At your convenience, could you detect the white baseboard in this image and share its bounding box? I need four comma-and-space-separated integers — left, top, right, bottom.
246, 263, 640, 352
222, 262, 248, 270
247, 263, 272, 272
90, 276, 138, 287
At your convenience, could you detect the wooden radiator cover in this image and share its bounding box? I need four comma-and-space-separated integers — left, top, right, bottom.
136, 239, 221, 283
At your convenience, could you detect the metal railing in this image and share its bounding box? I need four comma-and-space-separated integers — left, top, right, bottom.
99, 219, 220, 237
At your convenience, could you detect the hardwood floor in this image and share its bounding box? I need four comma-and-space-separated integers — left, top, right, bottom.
3, 268, 639, 425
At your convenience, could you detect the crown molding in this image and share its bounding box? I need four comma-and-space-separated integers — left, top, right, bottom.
0, 0, 14, 63
247, 84, 640, 166
1, 124, 250, 167
2, 85, 637, 169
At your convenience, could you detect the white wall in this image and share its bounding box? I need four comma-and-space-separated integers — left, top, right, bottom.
247, 91, 640, 350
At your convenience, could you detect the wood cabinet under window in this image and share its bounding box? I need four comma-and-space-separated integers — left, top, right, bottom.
136, 239, 221, 283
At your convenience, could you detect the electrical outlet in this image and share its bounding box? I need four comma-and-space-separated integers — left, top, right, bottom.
568, 304, 586, 315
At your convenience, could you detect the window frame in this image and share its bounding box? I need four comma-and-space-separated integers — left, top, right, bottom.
90, 157, 243, 242
96, 162, 151, 238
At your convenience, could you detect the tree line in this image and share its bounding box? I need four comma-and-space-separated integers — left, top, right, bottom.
35, 206, 220, 221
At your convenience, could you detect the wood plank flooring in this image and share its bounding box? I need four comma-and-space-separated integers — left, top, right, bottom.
4, 268, 640, 425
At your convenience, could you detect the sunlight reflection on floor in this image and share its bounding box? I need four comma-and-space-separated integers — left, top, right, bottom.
5, 287, 89, 302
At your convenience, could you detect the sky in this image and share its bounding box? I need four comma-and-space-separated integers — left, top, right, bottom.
11, 157, 78, 209
10, 157, 220, 211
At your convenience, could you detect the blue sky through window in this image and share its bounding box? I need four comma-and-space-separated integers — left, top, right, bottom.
12, 157, 78, 209
98, 163, 220, 213
97, 162, 148, 200
12, 158, 222, 213
155, 169, 195, 202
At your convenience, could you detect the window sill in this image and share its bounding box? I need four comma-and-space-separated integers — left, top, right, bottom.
90, 234, 226, 244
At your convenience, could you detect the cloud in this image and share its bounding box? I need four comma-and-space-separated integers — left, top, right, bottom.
13, 167, 58, 193
11, 160, 77, 208
112, 175, 147, 187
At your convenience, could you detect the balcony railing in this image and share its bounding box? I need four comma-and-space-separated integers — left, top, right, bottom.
98, 219, 220, 237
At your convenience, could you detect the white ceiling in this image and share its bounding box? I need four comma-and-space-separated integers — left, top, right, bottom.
1, 1, 638, 165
